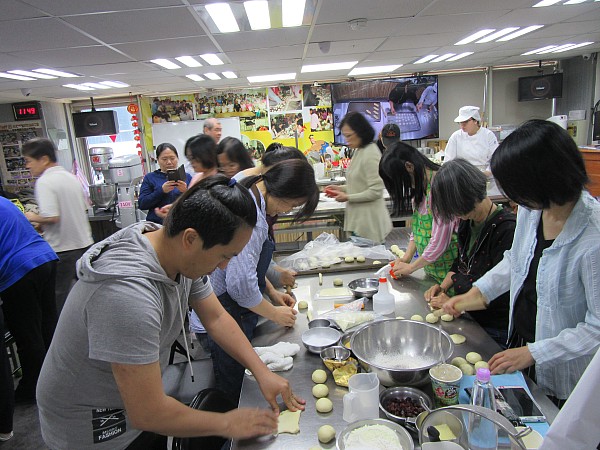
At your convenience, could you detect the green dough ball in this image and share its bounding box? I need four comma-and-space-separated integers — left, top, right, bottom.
411, 314, 424, 322
312, 383, 329, 398
451, 357, 467, 367
441, 314, 454, 322
459, 363, 475, 375
312, 369, 327, 384
344, 256, 354, 263
316, 397, 333, 413
474, 361, 490, 371
356, 255, 366, 263
425, 313, 439, 323
297, 300, 308, 310
333, 278, 343, 287
317, 425, 336, 443
466, 352, 482, 364
450, 334, 466, 344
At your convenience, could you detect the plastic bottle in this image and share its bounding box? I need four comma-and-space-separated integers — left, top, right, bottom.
372, 277, 395, 315
468, 368, 498, 450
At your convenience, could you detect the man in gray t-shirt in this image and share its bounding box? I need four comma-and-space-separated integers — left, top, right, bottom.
37, 178, 306, 449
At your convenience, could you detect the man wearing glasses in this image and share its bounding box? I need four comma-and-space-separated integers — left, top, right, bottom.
443, 106, 498, 178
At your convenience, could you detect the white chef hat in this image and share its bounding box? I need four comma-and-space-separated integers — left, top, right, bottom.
454, 106, 481, 122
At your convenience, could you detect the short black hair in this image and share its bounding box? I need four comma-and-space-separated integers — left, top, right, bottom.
240, 159, 319, 223
185, 134, 218, 170
21, 138, 57, 162
262, 146, 305, 167
163, 174, 257, 249
431, 159, 487, 223
339, 111, 375, 147
156, 142, 178, 159
379, 141, 440, 216
217, 137, 254, 171
491, 119, 588, 208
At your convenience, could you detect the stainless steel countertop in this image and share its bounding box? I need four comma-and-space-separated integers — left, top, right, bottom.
232, 268, 558, 449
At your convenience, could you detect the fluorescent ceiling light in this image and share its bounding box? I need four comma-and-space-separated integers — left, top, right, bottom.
244, 1, 271, 30
414, 55, 439, 64
522, 45, 558, 55
430, 54, 456, 63
532, 0, 561, 6
222, 71, 238, 79
98, 81, 130, 88
476, 27, 520, 43
348, 64, 402, 76
446, 52, 474, 61
175, 56, 202, 68
455, 29, 495, 45
63, 84, 95, 91
33, 68, 79, 78
200, 54, 224, 65
0, 72, 35, 81
282, 0, 306, 27
563, 0, 587, 4
205, 3, 240, 33
552, 41, 594, 52
186, 74, 205, 81
301, 61, 357, 73
82, 82, 111, 89
8, 70, 56, 79
151, 59, 181, 69
497, 25, 543, 41
204, 73, 221, 80
247, 73, 296, 83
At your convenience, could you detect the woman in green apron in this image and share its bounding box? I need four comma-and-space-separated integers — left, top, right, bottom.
379, 142, 458, 284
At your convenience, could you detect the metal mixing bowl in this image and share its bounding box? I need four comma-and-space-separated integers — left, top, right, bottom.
320, 345, 351, 364
379, 386, 433, 425
89, 183, 116, 209
348, 278, 379, 298
336, 418, 414, 450
308, 318, 333, 329
301, 327, 341, 354
350, 319, 454, 386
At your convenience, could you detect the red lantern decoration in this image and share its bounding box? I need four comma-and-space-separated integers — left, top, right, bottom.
127, 103, 139, 114
134, 135, 141, 141
132, 121, 138, 127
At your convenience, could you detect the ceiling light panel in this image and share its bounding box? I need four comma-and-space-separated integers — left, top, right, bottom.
476, 27, 520, 43
348, 64, 402, 76
150, 59, 181, 69
563, 0, 587, 4
552, 41, 594, 52
186, 74, 204, 81
98, 81, 130, 88
244, 1, 271, 30
175, 56, 202, 67
532, 0, 561, 6
430, 54, 456, 63
8, 70, 56, 79
0, 72, 35, 81
200, 54, 224, 65
33, 69, 79, 78
301, 61, 357, 73
63, 84, 95, 91
455, 29, 496, 45
497, 25, 543, 41
282, 0, 306, 27
247, 73, 296, 83
446, 52, 474, 61
222, 71, 238, 79
414, 55, 439, 64
205, 2, 240, 33
82, 82, 111, 89
204, 73, 221, 80
521, 45, 558, 55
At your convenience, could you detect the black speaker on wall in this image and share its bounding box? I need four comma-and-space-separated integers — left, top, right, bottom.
72, 110, 119, 137
518, 73, 563, 102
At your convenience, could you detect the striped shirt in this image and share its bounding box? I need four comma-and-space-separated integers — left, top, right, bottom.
475, 191, 600, 399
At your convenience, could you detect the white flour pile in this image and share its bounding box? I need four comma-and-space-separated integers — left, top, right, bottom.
369, 352, 436, 369
344, 424, 402, 450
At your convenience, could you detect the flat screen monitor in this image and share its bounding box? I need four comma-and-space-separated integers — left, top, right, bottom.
518, 73, 563, 102
331, 75, 439, 144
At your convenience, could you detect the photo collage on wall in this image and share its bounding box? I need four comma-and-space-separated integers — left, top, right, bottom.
0, 123, 42, 191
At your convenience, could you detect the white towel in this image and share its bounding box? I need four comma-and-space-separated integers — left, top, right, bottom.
254, 342, 300, 358
245, 342, 299, 375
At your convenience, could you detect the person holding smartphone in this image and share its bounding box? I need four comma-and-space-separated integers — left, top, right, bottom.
138, 143, 191, 224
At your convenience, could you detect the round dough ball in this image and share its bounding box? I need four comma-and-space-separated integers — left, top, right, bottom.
312, 369, 327, 384
459, 363, 475, 375
425, 313, 439, 323
297, 300, 308, 310
441, 314, 454, 322
451, 357, 467, 367
333, 278, 344, 287
411, 314, 424, 322
316, 397, 333, 413
373, 260, 382, 265
450, 334, 466, 344
312, 383, 329, 398
317, 425, 336, 443
474, 361, 490, 371
321, 263, 330, 268
466, 352, 483, 364
356, 255, 366, 263
344, 256, 355, 263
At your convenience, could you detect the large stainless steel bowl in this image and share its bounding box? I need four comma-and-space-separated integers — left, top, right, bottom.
350, 319, 454, 386
89, 183, 116, 209
336, 418, 414, 450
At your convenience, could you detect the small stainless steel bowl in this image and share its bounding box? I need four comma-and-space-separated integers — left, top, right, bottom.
336, 418, 414, 450
301, 327, 342, 354
320, 346, 351, 364
308, 318, 333, 329
379, 386, 433, 426
348, 278, 379, 298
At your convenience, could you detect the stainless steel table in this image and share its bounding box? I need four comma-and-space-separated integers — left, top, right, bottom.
232, 268, 558, 449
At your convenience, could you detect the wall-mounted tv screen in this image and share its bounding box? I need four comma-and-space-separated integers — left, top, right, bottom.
331, 75, 439, 144
518, 73, 563, 102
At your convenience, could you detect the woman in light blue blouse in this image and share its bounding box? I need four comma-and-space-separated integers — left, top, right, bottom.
435, 119, 600, 404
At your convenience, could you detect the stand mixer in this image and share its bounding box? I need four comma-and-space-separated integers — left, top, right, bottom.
89, 147, 117, 213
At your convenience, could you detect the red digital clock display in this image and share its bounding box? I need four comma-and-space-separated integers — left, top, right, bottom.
12, 102, 41, 121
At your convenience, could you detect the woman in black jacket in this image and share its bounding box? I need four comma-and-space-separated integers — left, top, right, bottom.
426, 159, 516, 347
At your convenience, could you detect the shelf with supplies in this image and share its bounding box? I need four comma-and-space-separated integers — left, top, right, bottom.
0, 121, 44, 192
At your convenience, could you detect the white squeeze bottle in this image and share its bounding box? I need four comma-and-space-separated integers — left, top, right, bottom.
372, 277, 395, 315
468, 368, 498, 450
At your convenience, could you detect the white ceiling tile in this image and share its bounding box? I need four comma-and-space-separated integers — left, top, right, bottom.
21, 0, 183, 16
114, 37, 217, 61
216, 28, 310, 52
306, 38, 386, 58
378, 33, 460, 52
68, 62, 158, 76
311, 19, 403, 42
15, 46, 132, 68
316, 0, 432, 24
228, 46, 305, 63
0, 0, 50, 21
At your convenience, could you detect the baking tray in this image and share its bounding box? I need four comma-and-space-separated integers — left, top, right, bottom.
276, 258, 389, 276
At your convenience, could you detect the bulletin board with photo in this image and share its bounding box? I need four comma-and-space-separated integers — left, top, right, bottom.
0, 121, 43, 192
